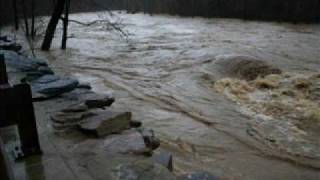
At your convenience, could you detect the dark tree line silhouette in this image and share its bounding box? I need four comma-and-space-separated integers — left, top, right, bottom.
1, 0, 319, 24
123, 0, 320, 22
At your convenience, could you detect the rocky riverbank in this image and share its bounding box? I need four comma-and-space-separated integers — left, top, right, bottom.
1, 35, 219, 180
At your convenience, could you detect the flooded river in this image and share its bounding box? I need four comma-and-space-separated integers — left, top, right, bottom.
34, 12, 320, 179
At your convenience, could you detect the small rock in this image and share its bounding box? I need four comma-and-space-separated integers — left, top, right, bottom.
113, 160, 176, 180
85, 94, 115, 108
139, 129, 160, 151
130, 120, 142, 128
151, 151, 173, 171
79, 110, 132, 137
178, 171, 218, 180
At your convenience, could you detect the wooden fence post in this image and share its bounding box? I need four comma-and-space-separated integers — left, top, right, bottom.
0, 54, 8, 85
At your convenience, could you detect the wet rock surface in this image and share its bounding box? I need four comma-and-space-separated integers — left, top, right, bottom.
31, 75, 79, 97
79, 110, 132, 137
103, 130, 149, 154
112, 160, 176, 180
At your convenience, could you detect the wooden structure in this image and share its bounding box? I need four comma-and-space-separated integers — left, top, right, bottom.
0, 54, 42, 179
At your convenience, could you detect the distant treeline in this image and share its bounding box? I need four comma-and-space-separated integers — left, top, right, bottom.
1, 0, 320, 26
122, 0, 320, 22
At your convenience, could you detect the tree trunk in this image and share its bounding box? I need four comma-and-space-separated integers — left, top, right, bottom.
31, 0, 36, 39
61, 0, 70, 50
41, 0, 66, 51
13, 0, 19, 30
21, 0, 29, 36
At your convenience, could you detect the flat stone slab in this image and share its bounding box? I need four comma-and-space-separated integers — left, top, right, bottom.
84, 94, 115, 108
51, 111, 94, 124
103, 130, 148, 154
1, 50, 48, 73
61, 103, 88, 113
31, 75, 79, 97
79, 110, 132, 137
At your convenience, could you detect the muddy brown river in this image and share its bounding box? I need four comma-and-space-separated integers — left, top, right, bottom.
27, 12, 320, 179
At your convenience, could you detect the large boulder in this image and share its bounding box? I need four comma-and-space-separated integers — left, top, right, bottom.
204, 55, 281, 81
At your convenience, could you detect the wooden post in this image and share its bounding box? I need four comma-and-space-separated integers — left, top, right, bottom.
0, 63, 41, 157
14, 84, 41, 155
0, 54, 8, 85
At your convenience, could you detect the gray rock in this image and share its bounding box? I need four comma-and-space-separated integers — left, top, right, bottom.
51, 111, 94, 124
1, 50, 39, 72
85, 94, 115, 108
31, 75, 79, 96
112, 160, 176, 180
151, 151, 173, 171
0, 36, 11, 42
139, 129, 160, 151
178, 171, 218, 180
103, 130, 149, 155
79, 110, 132, 137
0, 42, 22, 52
61, 103, 88, 113
31, 75, 60, 84
30, 58, 48, 66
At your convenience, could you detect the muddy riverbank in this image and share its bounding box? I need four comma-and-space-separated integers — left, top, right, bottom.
4, 12, 320, 179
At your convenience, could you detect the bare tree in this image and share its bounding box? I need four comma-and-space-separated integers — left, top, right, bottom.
13, 0, 19, 30
61, 0, 70, 49
41, 0, 66, 50
31, 0, 36, 39
21, 0, 30, 36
